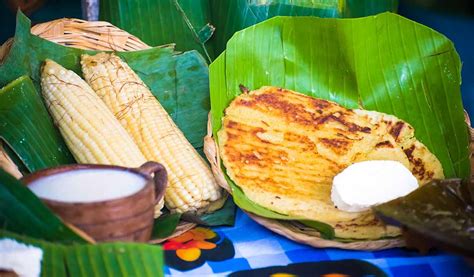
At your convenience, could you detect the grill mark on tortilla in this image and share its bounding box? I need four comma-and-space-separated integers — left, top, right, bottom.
403, 144, 433, 181
317, 114, 371, 133
375, 140, 394, 148
390, 121, 405, 139
319, 138, 352, 154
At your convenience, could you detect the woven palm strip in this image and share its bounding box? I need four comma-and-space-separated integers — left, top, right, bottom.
204, 112, 474, 250
0, 18, 195, 242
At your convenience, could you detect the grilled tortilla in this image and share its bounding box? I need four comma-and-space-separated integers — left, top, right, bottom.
218, 86, 444, 240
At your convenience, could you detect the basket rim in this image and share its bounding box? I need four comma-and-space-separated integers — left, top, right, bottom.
246, 211, 404, 250
0, 17, 152, 63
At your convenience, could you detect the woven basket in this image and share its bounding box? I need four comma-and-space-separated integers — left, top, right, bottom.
0, 18, 195, 243
204, 110, 474, 250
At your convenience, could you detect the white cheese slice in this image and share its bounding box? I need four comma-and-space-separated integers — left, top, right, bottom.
0, 238, 43, 277
331, 160, 418, 213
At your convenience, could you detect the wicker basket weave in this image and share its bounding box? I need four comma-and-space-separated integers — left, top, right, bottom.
0, 18, 195, 243
1, 17, 150, 57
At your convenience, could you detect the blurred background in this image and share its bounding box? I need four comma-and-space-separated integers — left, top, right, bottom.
1, 0, 473, 116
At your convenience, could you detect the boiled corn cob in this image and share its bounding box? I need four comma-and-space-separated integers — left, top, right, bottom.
81, 53, 222, 214
40, 59, 147, 168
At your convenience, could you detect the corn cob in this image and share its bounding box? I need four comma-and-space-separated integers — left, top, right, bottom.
40, 59, 147, 168
81, 53, 222, 214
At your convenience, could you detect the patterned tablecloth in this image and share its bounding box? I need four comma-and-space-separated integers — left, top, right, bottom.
163, 209, 473, 276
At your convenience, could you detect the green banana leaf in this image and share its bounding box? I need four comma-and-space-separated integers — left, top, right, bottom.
194, 195, 236, 226
100, 0, 215, 62
0, 76, 75, 172
65, 243, 163, 276
99, 0, 398, 61
209, 0, 398, 57
209, 13, 470, 239
374, 179, 474, 256
152, 213, 182, 239
0, 231, 164, 277
0, 168, 85, 243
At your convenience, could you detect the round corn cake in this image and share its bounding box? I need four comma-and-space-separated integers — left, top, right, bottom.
218, 86, 444, 240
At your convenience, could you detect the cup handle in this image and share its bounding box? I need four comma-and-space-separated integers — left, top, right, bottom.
136, 161, 168, 205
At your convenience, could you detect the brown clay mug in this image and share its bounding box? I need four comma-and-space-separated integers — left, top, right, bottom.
21, 161, 167, 243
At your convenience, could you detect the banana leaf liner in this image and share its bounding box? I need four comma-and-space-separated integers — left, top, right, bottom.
0, 15, 199, 242
205, 14, 473, 249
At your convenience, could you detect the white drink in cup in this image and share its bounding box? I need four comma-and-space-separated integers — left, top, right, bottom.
22, 162, 167, 242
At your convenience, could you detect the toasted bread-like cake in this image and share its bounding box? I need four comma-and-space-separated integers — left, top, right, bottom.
218, 86, 444, 239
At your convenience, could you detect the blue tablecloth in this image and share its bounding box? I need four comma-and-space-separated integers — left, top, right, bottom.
163, 209, 473, 276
